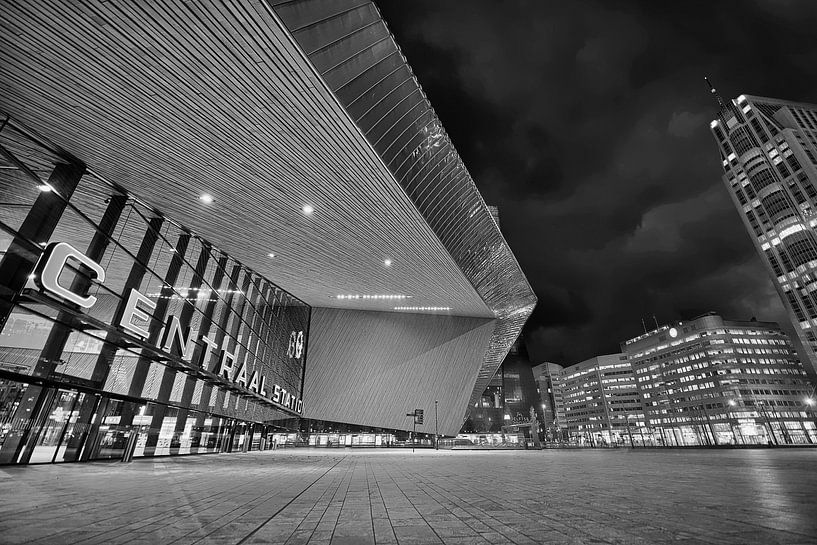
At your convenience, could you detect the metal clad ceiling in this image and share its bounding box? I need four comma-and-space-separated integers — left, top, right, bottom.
270, 0, 538, 416
0, 0, 490, 317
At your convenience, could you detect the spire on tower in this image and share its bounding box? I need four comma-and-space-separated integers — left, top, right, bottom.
704, 76, 726, 110
705, 76, 740, 125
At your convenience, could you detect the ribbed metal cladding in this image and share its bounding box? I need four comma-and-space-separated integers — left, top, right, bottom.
269, 0, 538, 418
0, 0, 491, 317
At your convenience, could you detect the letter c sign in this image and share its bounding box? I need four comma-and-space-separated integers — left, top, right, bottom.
33, 242, 105, 309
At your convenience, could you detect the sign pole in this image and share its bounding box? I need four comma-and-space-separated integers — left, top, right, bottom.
434, 400, 439, 450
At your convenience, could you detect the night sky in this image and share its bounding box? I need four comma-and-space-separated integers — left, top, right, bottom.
376, 0, 817, 366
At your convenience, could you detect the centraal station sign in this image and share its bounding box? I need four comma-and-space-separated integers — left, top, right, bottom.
32, 242, 304, 415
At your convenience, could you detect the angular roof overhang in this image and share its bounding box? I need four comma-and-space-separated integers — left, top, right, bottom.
0, 0, 537, 418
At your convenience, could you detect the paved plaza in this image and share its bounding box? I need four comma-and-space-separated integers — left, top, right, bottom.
1, 448, 816, 545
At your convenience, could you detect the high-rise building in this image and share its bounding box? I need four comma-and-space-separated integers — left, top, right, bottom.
468, 371, 505, 433
710, 94, 817, 375
531, 362, 567, 440
467, 339, 543, 434
559, 354, 646, 446
623, 314, 815, 446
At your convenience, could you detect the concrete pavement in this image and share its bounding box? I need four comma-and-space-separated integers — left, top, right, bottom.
1, 448, 815, 544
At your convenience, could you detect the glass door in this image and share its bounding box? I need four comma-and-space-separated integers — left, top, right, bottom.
28, 389, 82, 464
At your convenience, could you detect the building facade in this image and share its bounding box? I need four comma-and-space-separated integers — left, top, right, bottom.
559, 354, 645, 446
467, 371, 505, 433
0, 0, 536, 464
0, 154, 310, 464
623, 314, 815, 446
467, 339, 543, 435
531, 362, 567, 440
710, 94, 817, 376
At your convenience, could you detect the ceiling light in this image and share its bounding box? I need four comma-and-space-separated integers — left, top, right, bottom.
267, 252, 275, 258
301, 204, 314, 215
394, 306, 451, 311
384, 258, 392, 267
334, 294, 411, 300
37, 184, 52, 192
27, 273, 36, 280
199, 193, 214, 204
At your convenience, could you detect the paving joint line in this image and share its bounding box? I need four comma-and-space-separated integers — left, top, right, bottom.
235, 454, 348, 545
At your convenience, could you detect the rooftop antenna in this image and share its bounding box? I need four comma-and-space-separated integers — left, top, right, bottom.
641, 317, 647, 334
653, 315, 659, 330
704, 76, 727, 110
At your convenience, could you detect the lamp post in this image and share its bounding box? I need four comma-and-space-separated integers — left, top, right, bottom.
434, 400, 439, 450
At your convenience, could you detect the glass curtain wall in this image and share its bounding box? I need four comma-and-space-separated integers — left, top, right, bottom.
0, 119, 310, 464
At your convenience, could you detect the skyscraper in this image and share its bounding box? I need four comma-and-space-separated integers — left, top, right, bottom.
532, 362, 567, 439
710, 94, 817, 375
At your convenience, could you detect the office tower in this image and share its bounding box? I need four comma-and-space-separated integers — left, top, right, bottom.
559, 354, 646, 446
467, 338, 543, 434
710, 93, 817, 375
623, 314, 815, 445
532, 362, 567, 440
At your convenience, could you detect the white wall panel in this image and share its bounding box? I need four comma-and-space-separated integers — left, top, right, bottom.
304, 308, 494, 435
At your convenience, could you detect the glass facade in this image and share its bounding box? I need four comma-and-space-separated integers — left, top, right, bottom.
0, 121, 310, 464
467, 340, 544, 436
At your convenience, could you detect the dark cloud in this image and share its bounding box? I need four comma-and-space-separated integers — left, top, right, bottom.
376, 0, 817, 365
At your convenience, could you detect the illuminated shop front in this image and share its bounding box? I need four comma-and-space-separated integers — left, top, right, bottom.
0, 123, 309, 464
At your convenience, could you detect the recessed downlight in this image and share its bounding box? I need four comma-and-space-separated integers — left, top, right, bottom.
384, 258, 392, 267
267, 252, 276, 258
394, 306, 452, 311
301, 204, 314, 215
37, 184, 52, 192
334, 294, 411, 300
199, 193, 215, 204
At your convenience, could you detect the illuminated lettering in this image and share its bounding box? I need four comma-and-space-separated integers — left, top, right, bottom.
34, 242, 106, 308
33, 242, 307, 416
234, 361, 248, 387
295, 331, 304, 358
217, 342, 235, 379
120, 289, 156, 339
161, 316, 196, 360
199, 335, 218, 369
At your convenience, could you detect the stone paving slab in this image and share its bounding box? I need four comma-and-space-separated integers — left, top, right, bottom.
1, 448, 816, 544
